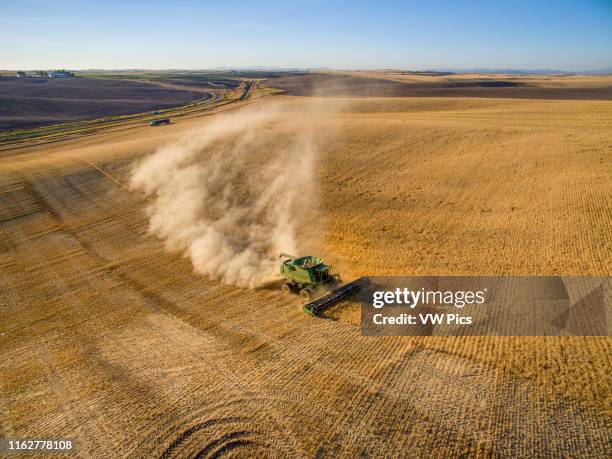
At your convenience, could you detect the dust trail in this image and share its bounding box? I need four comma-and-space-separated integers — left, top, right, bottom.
130, 103, 319, 288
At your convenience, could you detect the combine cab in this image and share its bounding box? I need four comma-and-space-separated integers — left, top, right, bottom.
279, 253, 367, 316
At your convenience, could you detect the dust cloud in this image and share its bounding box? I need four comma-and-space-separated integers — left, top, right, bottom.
130, 103, 322, 288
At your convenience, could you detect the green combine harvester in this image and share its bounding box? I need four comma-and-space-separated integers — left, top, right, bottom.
279, 253, 367, 316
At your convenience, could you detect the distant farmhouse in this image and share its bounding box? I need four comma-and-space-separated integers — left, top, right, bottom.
16, 69, 75, 78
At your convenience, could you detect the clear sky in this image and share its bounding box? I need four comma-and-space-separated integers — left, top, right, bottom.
2, 0, 611, 71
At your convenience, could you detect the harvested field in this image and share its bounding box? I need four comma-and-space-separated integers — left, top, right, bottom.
267, 72, 612, 100
0, 77, 211, 130
1, 89, 610, 456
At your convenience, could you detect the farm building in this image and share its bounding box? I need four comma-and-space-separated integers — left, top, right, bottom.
49, 70, 75, 78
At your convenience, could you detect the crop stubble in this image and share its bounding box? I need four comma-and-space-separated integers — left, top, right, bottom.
0, 93, 610, 457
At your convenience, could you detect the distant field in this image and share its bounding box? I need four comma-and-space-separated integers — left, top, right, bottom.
0, 77, 211, 130
266, 72, 612, 99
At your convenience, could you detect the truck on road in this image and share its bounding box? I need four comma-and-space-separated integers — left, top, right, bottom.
150, 118, 171, 126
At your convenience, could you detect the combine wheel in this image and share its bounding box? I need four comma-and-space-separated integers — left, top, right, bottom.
300, 288, 313, 302
281, 283, 292, 294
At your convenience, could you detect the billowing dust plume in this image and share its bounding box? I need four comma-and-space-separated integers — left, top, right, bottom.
130, 103, 320, 288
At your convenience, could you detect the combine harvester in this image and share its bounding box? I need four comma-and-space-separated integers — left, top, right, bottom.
279, 253, 368, 316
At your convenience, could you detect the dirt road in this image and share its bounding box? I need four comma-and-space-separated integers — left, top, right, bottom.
1, 96, 610, 457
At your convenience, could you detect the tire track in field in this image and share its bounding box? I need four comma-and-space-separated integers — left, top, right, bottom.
6, 168, 304, 457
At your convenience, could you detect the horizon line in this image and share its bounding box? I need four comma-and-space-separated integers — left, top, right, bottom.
3, 66, 612, 75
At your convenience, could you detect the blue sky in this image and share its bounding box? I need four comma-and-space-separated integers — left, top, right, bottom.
2, 0, 611, 70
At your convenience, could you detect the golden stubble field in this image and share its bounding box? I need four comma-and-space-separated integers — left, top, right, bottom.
347, 70, 612, 89
0, 86, 610, 457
